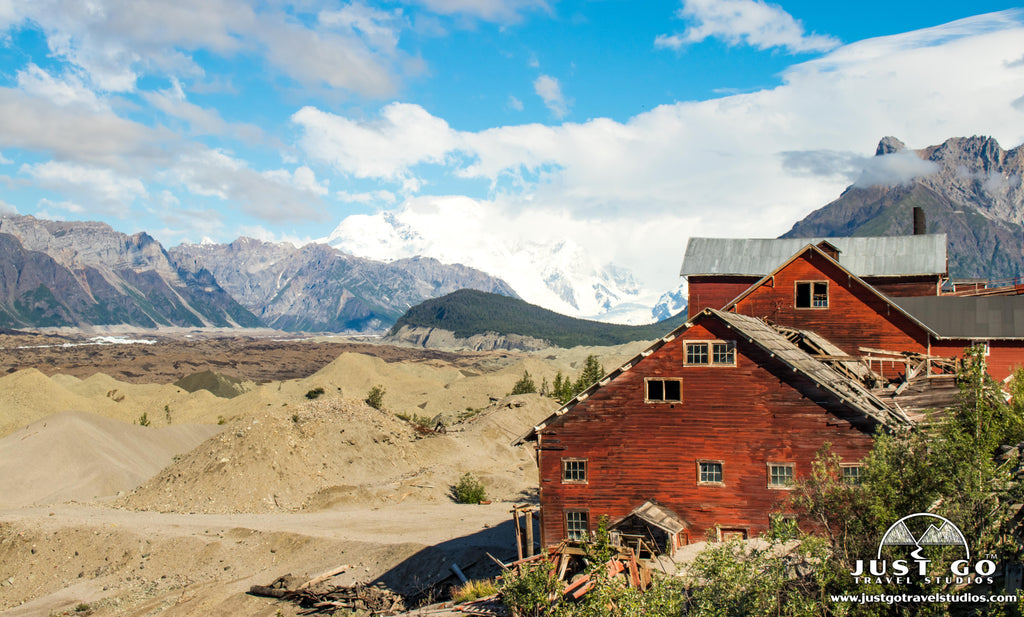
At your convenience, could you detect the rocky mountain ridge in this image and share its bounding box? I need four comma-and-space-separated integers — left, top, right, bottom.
784, 135, 1024, 279
169, 238, 518, 332
0, 215, 260, 329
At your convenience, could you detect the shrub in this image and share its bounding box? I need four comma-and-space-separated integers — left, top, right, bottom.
451, 579, 499, 604
305, 386, 325, 400
500, 560, 560, 617
510, 370, 537, 395
366, 385, 386, 410
453, 472, 487, 504
137, 413, 150, 427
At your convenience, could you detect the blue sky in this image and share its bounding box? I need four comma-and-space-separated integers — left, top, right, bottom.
0, 0, 1022, 306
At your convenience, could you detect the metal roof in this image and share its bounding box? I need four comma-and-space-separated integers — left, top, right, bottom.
680, 235, 947, 277
891, 296, 1024, 340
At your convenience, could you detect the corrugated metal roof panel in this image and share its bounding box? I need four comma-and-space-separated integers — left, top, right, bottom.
892, 296, 1024, 339
680, 235, 947, 277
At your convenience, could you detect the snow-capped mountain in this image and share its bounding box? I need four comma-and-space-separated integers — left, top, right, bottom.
322, 202, 682, 324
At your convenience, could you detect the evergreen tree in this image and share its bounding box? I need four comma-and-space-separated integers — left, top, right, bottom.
511, 370, 537, 395
574, 355, 605, 393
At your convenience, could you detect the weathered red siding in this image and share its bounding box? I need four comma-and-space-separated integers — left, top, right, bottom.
536, 319, 877, 547
730, 252, 931, 375
863, 276, 941, 297
931, 340, 1024, 383
687, 275, 760, 317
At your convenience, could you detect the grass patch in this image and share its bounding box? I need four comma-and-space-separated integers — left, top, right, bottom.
451, 579, 498, 604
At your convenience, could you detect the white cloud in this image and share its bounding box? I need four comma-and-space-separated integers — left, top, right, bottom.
1, 1, 408, 97
21, 161, 147, 215
142, 79, 264, 143
336, 189, 398, 204
0, 199, 18, 214
533, 74, 570, 119
853, 151, 940, 188
409, 0, 550, 23
656, 0, 840, 53
166, 150, 327, 222
292, 103, 460, 182
506, 95, 524, 111
16, 64, 108, 111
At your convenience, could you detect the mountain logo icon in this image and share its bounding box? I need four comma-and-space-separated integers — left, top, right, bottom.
877, 513, 969, 560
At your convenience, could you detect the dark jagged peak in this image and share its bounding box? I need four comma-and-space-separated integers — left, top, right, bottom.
875, 136, 906, 156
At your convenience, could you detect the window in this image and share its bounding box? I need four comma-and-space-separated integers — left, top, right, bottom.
712, 342, 735, 365
565, 510, 589, 540
562, 458, 587, 484
646, 378, 682, 402
768, 463, 795, 489
795, 281, 828, 308
686, 342, 709, 364
685, 341, 736, 366
842, 465, 863, 486
698, 460, 723, 485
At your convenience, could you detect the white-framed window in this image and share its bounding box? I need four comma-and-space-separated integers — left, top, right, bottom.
684, 340, 736, 366
795, 281, 828, 309
767, 462, 795, 489
841, 464, 863, 486
562, 458, 587, 484
565, 510, 589, 540
698, 460, 724, 485
646, 378, 682, 402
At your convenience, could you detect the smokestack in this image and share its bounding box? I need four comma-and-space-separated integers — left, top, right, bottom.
913, 207, 926, 235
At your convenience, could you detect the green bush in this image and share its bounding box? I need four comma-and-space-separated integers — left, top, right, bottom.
305, 386, 325, 400
500, 560, 560, 617
366, 385, 386, 410
510, 370, 537, 395
137, 413, 150, 427
451, 579, 499, 603
453, 472, 487, 504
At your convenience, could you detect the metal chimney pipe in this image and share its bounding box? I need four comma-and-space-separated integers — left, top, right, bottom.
913, 207, 926, 235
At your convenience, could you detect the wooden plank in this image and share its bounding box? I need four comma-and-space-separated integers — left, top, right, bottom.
297, 564, 350, 590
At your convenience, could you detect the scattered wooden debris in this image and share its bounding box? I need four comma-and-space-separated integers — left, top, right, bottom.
249, 578, 407, 615
500, 540, 653, 602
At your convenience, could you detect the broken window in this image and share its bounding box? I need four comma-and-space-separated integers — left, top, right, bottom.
562, 458, 587, 483
685, 341, 735, 366
795, 281, 828, 308
698, 461, 723, 484
842, 465, 863, 486
768, 463, 795, 488
712, 342, 735, 365
646, 378, 682, 402
685, 342, 709, 364
565, 510, 589, 540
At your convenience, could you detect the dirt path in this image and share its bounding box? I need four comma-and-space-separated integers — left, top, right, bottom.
0, 502, 520, 617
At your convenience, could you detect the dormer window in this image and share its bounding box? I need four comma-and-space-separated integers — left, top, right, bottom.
795, 281, 828, 309
684, 341, 736, 366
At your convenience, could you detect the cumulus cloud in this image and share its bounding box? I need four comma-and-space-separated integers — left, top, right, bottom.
1, 0, 408, 97
21, 161, 147, 215
165, 150, 327, 222
533, 75, 571, 119
336, 189, 398, 204
142, 79, 264, 142
656, 0, 840, 53
16, 64, 108, 111
292, 103, 460, 181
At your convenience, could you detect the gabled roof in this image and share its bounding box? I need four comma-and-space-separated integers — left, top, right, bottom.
720, 243, 942, 339
891, 296, 1024, 340
680, 235, 947, 278
614, 500, 688, 534
512, 308, 912, 446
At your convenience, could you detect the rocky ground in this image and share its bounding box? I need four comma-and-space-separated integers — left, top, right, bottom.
0, 330, 650, 617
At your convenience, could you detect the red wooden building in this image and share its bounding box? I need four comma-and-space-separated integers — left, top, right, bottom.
514, 309, 911, 551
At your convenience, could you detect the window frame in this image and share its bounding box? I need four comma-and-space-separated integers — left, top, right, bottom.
561, 458, 588, 484
684, 340, 737, 367
841, 464, 863, 486
565, 510, 590, 541
795, 280, 829, 309
645, 377, 683, 403
767, 462, 796, 490
697, 459, 725, 486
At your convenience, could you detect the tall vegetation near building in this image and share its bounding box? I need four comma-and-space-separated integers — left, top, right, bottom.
511, 370, 537, 395
550, 355, 605, 404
